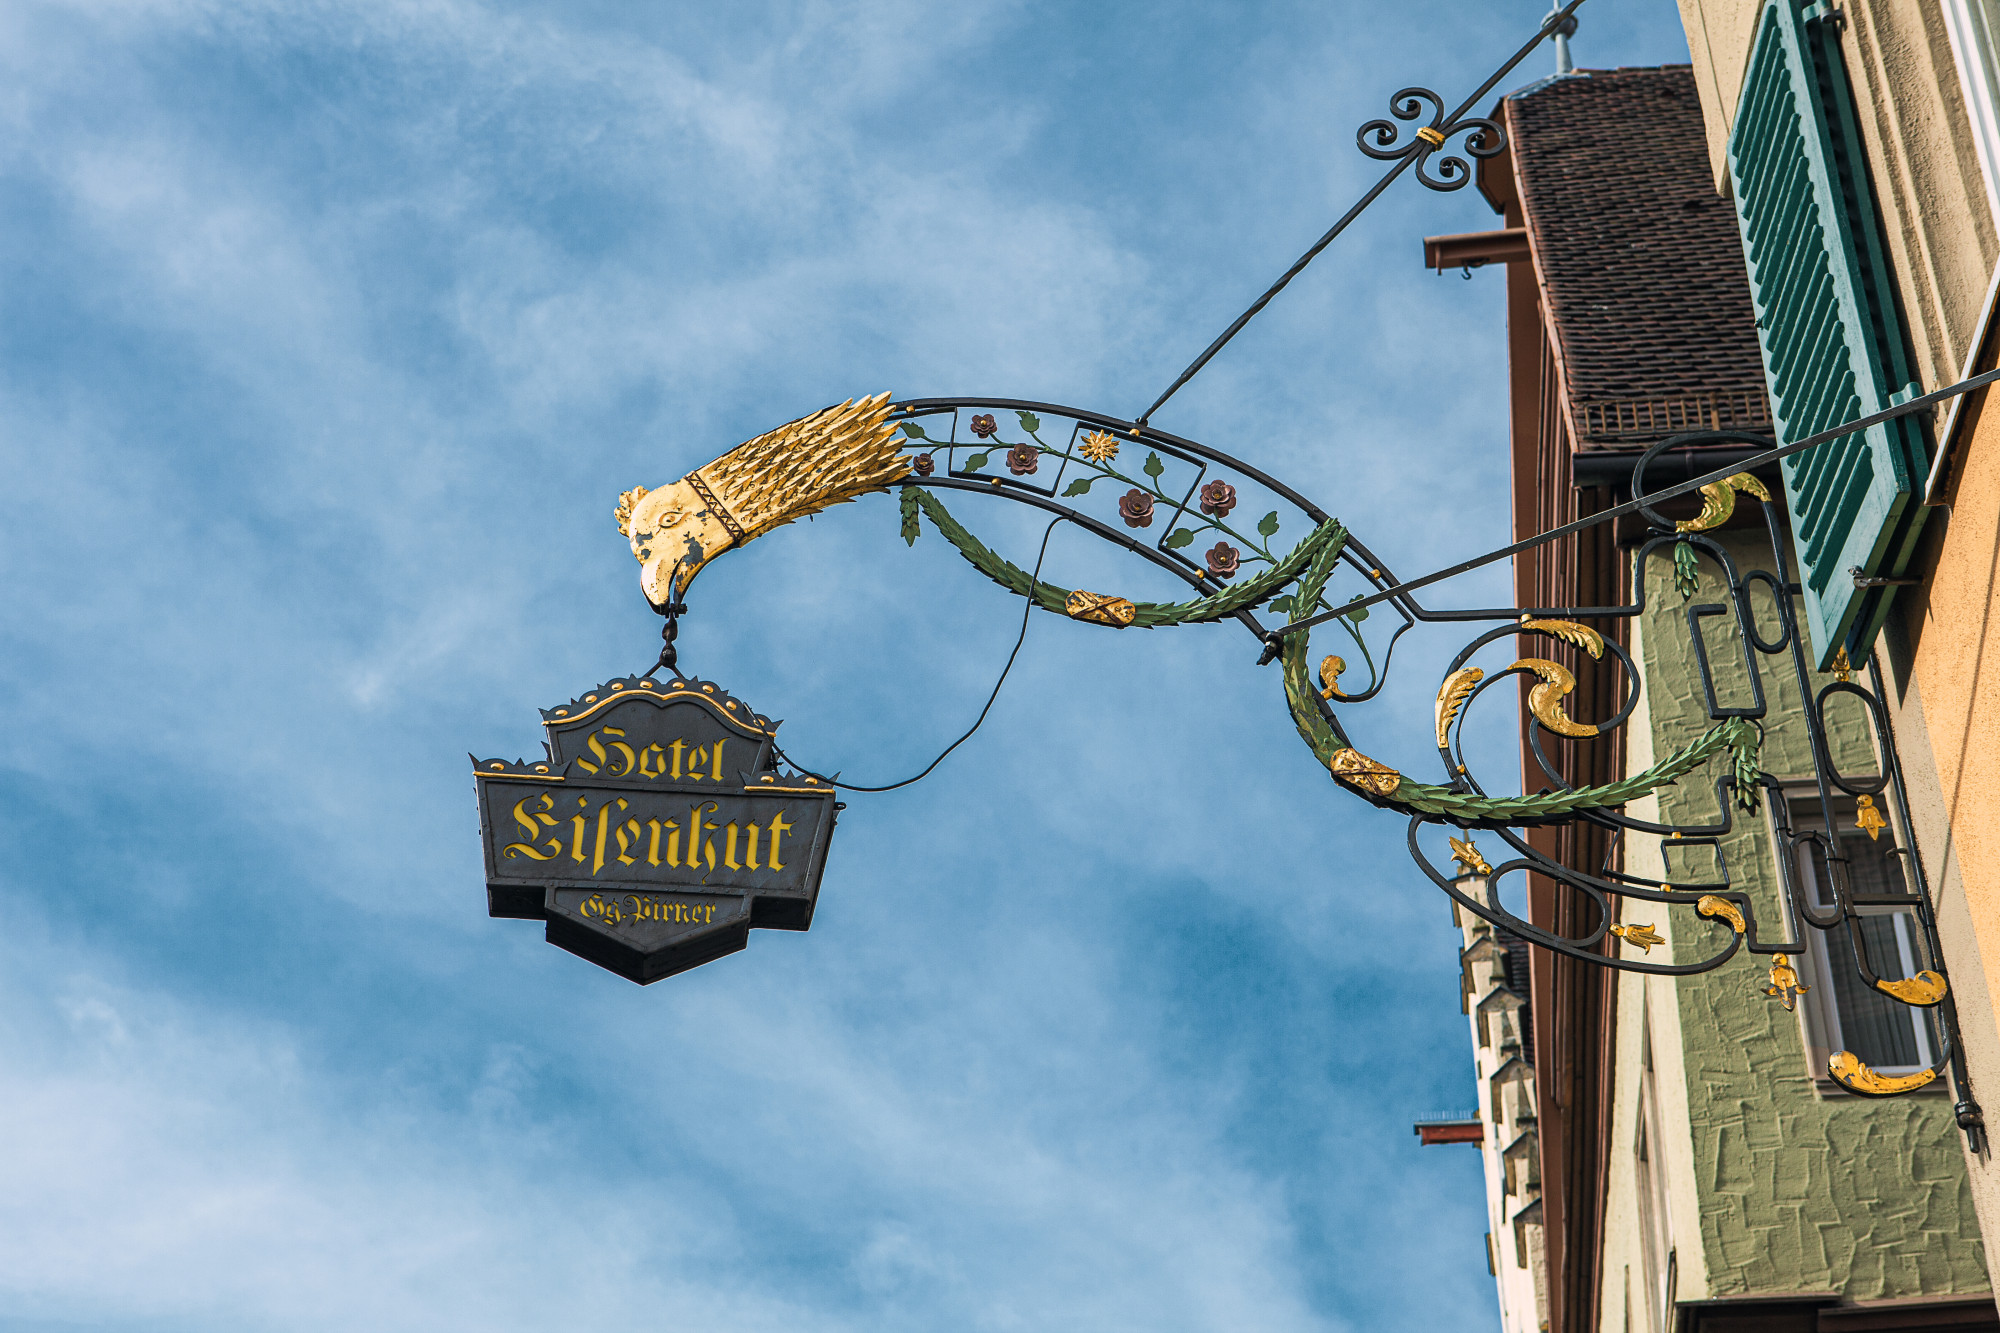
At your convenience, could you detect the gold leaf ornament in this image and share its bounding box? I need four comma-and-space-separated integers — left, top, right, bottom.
1855, 794, 1887, 841
1329, 747, 1402, 798
1435, 667, 1483, 748
1828, 1050, 1938, 1096
1696, 895, 1746, 934
1447, 836, 1491, 877
1064, 590, 1136, 627
1874, 971, 1948, 1006
1676, 472, 1772, 534
1515, 658, 1598, 737
1764, 955, 1809, 1011
1518, 616, 1605, 658
1610, 922, 1666, 953
1320, 655, 1348, 700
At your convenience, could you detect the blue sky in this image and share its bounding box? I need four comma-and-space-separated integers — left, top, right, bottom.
0, 2, 1690, 1328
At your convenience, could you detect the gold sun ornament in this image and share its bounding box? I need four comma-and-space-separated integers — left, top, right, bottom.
1079, 430, 1121, 464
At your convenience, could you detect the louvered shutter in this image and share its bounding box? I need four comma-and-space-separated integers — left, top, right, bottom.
1727, 0, 1930, 668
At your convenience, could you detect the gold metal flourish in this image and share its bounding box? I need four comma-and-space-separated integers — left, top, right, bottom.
1329, 747, 1402, 798
1415, 126, 1446, 148
1874, 971, 1948, 1007
1764, 956, 1809, 1011
1514, 658, 1599, 737
1828, 1050, 1938, 1095
1435, 667, 1483, 748
1696, 895, 1746, 934
1676, 472, 1772, 533
1611, 922, 1665, 953
1518, 616, 1605, 658
1448, 836, 1491, 877
1320, 655, 1348, 700
1064, 590, 1136, 627
1078, 430, 1120, 464
1855, 794, 1887, 841
1831, 646, 1853, 683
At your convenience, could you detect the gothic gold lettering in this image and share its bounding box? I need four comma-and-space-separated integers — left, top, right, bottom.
670, 739, 686, 780
616, 817, 642, 866
504, 793, 562, 860
600, 727, 637, 777
570, 796, 590, 864
689, 802, 718, 875
640, 744, 668, 779
688, 745, 708, 781
724, 823, 742, 870
745, 822, 761, 870
767, 810, 792, 871
711, 740, 726, 782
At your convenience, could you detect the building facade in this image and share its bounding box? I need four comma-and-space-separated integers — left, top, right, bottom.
1676, 0, 2000, 1278
1430, 58, 1996, 1332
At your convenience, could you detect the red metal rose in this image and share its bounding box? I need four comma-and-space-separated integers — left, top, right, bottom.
1119, 489, 1155, 528
1205, 542, 1241, 580
969, 413, 998, 438
1006, 444, 1040, 475
1199, 479, 1238, 518
913, 452, 935, 476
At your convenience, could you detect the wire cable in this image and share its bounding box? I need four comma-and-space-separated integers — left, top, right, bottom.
770, 515, 1069, 793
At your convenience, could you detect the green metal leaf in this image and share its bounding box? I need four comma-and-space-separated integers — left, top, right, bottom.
1344, 594, 1370, 624
1269, 594, 1295, 615
1258, 510, 1280, 538
1165, 527, 1195, 550
964, 452, 989, 472
900, 421, 928, 440
1062, 476, 1095, 497
1018, 410, 1041, 433
1143, 451, 1165, 480
900, 487, 921, 546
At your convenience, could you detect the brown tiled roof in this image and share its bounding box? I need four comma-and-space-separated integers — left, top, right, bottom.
1505, 67, 1772, 450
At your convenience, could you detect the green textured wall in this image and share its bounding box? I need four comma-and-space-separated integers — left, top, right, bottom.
1638, 528, 1988, 1298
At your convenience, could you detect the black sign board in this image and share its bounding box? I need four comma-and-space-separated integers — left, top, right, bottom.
473, 676, 839, 983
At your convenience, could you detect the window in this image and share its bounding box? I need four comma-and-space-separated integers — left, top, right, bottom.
1778, 794, 1938, 1081
1942, 0, 2000, 230
1634, 1024, 1675, 1333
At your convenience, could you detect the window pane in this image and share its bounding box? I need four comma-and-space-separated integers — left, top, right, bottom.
1842, 830, 1910, 897
1826, 915, 1921, 1067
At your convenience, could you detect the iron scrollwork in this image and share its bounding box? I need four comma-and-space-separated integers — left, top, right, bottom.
1355, 87, 1506, 192
609, 399, 1981, 1141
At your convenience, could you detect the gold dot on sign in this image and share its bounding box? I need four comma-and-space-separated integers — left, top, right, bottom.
702, 685, 715, 693
726, 702, 737, 709
555, 709, 568, 716
641, 681, 655, 689
535, 766, 547, 773
611, 683, 623, 691
490, 763, 503, 769
586, 695, 598, 703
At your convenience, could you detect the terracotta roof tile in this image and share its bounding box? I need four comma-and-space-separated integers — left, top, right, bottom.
1507, 67, 1772, 449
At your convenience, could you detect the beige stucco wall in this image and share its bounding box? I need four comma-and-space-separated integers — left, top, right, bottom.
1885, 396, 2000, 1257
1877, 642, 2000, 1272
1677, 0, 1997, 388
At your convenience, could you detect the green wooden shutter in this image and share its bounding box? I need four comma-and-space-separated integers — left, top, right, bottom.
1727, 0, 1930, 668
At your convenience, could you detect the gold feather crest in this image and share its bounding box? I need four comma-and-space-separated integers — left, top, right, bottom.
1435, 667, 1483, 749
1518, 617, 1605, 658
